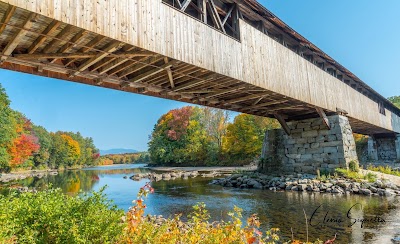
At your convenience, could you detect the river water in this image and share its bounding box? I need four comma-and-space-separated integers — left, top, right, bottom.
1, 164, 399, 243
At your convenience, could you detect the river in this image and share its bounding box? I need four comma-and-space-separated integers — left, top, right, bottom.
1, 164, 399, 243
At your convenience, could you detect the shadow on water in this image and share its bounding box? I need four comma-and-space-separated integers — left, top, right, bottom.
1, 164, 399, 243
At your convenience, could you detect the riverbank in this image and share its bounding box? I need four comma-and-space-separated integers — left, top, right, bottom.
0, 169, 59, 183
145, 164, 257, 172
211, 171, 400, 197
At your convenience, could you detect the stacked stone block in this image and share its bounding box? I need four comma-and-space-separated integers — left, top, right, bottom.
367, 134, 400, 162
261, 115, 359, 174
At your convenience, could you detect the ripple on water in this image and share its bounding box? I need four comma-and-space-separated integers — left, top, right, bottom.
1, 164, 399, 244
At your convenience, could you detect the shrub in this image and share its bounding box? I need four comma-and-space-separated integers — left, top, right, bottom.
367, 165, 400, 177
0, 187, 125, 243
335, 168, 376, 183
348, 161, 359, 172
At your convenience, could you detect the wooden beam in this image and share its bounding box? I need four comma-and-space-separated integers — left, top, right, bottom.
0, 5, 16, 36
73, 41, 123, 75
117, 55, 163, 78
248, 100, 287, 110
27, 20, 61, 54
173, 74, 215, 91
224, 92, 269, 104
55, 30, 88, 55
64, 35, 107, 67
253, 95, 265, 105
164, 57, 175, 88
174, 0, 182, 8
41, 25, 75, 54
222, 4, 234, 25
1, 13, 36, 63
128, 60, 178, 83
208, 0, 225, 33
315, 107, 331, 129
181, 0, 192, 11
15, 50, 152, 60
203, 85, 245, 99
274, 113, 290, 135
202, 0, 207, 23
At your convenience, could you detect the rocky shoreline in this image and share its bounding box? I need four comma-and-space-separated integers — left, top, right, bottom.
129, 171, 223, 181
0, 170, 58, 183
210, 173, 400, 197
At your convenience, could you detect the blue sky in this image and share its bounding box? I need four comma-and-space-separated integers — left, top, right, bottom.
1, 0, 399, 151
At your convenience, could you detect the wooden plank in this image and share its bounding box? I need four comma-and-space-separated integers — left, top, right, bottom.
1, 13, 36, 63
0, 5, 16, 36
316, 107, 331, 129
274, 113, 291, 135
28, 20, 61, 54
128, 60, 178, 83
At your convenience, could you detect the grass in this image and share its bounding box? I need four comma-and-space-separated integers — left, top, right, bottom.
334, 168, 377, 183
367, 165, 400, 177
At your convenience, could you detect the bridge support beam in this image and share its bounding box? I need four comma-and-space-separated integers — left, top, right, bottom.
367, 134, 400, 163
259, 115, 359, 174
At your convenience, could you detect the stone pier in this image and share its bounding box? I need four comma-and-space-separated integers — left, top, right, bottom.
367, 134, 400, 162
260, 115, 359, 174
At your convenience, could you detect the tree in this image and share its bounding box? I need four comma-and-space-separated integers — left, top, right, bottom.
9, 134, 40, 167
0, 84, 17, 171
148, 106, 209, 165
222, 114, 280, 162
388, 96, 400, 109
32, 125, 53, 168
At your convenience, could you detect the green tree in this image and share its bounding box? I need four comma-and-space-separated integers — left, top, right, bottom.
0, 84, 17, 172
148, 106, 209, 165
32, 125, 53, 168
388, 96, 400, 108
222, 114, 280, 163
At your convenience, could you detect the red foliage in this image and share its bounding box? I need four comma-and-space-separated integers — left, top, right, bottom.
92, 153, 100, 159
9, 134, 40, 167
166, 106, 193, 140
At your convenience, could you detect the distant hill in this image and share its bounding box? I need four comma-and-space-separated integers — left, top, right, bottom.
99, 148, 139, 156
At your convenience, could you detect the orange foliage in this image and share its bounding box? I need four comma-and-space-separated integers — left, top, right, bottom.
9, 134, 40, 167
60, 134, 81, 158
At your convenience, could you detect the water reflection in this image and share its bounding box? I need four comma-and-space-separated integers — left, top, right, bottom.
0, 164, 399, 243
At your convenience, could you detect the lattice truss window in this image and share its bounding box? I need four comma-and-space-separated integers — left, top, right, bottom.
162, 0, 240, 39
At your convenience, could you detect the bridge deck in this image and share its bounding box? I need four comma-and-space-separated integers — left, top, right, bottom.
0, 0, 399, 135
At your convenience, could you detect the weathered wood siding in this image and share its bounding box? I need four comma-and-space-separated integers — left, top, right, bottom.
3, 0, 399, 133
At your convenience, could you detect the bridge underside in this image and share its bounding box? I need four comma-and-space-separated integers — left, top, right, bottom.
0, 3, 395, 136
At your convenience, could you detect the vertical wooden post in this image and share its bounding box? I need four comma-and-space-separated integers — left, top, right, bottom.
202, 0, 207, 24
232, 3, 240, 39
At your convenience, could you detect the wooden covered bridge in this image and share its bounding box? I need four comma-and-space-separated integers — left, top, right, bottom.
0, 0, 399, 172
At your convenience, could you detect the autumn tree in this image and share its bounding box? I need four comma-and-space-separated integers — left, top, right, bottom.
222, 114, 280, 163
148, 106, 209, 165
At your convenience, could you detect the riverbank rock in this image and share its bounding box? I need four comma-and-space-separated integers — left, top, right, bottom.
210, 172, 400, 197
